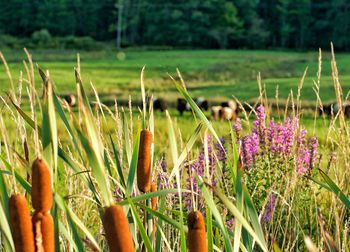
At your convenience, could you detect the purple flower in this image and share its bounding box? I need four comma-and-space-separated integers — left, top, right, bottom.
253, 105, 266, 145
241, 133, 259, 168
266, 118, 297, 155
226, 218, 235, 230
233, 118, 242, 137
184, 135, 216, 211
309, 137, 318, 170
215, 137, 227, 162
296, 129, 312, 174
261, 193, 278, 224
158, 158, 172, 190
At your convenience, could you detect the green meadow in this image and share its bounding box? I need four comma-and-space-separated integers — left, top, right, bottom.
1, 49, 350, 104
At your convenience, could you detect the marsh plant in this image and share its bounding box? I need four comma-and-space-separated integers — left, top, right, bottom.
0, 46, 349, 252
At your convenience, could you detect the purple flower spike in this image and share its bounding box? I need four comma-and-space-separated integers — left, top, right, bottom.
261, 193, 278, 224
253, 105, 266, 145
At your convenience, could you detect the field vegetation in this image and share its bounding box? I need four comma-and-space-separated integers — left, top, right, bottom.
0, 47, 349, 251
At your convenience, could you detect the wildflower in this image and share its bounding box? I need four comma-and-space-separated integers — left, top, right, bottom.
261, 193, 278, 224
226, 218, 235, 230
309, 137, 318, 170
266, 118, 297, 155
215, 137, 226, 162
233, 118, 242, 138
241, 133, 259, 168
253, 105, 266, 145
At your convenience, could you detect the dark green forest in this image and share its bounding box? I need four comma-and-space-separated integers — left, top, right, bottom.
1, 0, 350, 50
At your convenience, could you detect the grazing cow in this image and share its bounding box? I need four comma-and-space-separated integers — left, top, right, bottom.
220, 100, 238, 120
221, 100, 237, 111
345, 104, 350, 118
321, 102, 350, 118
211, 106, 222, 120
153, 98, 167, 112
220, 107, 237, 121
177, 98, 189, 115
63, 94, 76, 107
177, 97, 209, 116
196, 97, 209, 111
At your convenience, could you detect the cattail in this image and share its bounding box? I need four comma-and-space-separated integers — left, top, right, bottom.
31, 158, 52, 212
137, 129, 153, 193
8, 194, 35, 252
187, 211, 207, 252
103, 205, 134, 252
151, 183, 157, 210
32, 211, 55, 252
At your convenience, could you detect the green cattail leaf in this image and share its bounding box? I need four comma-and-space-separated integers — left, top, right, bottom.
127, 198, 153, 252
0, 200, 14, 251
127, 131, 140, 195
197, 176, 233, 251
166, 110, 178, 164
0, 155, 31, 193
136, 203, 188, 232
318, 169, 350, 209
172, 75, 223, 149
213, 186, 268, 252
234, 167, 244, 252
122, 111, 132, 165
55, 194, 101, 251
118, 189, 190, 206
169, 122, 203, 180
53, 92, 83, 161
59, 221, 81, 252
110, 135, 126, 187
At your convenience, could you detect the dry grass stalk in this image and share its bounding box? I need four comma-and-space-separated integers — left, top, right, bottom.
137, 129, 153, 193
187, 210, 207, 252
32, 211, 55, 252
103, 205, 134, 252
8, 194, 35, 252
31, 158, 52, 212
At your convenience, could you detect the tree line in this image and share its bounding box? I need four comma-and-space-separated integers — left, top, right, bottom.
1, 0, 350, 50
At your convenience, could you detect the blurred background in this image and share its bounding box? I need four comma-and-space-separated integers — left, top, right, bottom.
1, 0, 350, 104
1, 0, 350, 50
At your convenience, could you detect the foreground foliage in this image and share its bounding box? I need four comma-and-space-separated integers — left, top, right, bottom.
0, 47, 349, 251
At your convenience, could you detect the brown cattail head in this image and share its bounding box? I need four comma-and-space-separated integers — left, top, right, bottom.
137, 129, 153, 193
151, 183, 157, 210
8, 194, 35, 252
32, 211, 55, 252
31, 158, 52, 212
187, 211, 207, 252
103, 205, 134, 252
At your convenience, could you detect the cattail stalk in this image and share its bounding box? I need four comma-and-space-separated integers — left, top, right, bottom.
151, 183, 157, 240
31, 158, 52, 212
151, 183, 157, 210
137, 129, 153, 193
187, 211, 208, 252
8, 194, 35, 252
32, 211, 55, 252
103, 205, 134, 252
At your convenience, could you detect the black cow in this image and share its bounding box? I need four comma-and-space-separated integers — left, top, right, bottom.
177, 97, 209, 115
320, 103, 350, 118
177, 98, 189, 115
63, 94, 76, 107
146, 97, 168, 112
153, 98, 168, 112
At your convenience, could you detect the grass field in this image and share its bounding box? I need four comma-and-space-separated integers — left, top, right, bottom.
1, 48, 350, 104
1, 48, 349, 251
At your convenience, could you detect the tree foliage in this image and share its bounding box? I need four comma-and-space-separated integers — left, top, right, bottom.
1, 0, 350, 50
